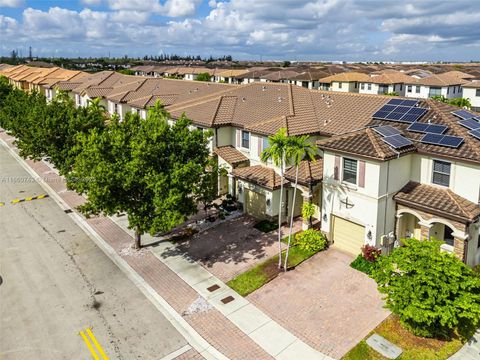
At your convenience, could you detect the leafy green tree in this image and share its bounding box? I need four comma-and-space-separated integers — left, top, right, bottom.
301, 201, 315, 228
0, 75, 13, 107
195, 72, 211, 82
283, 135, 316, 271
431, 95, 448, 103
371, 238, 480, 338
448, 97, 471, 109
261, 128, 290, 269
67, 102, 212, 249
384, 91, 399, 96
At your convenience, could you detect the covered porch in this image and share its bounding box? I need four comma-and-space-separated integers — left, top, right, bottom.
394, 181, 480, 266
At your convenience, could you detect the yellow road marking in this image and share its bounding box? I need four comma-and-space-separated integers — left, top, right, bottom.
9, 194, 48, 205
86, 328, 109, 360
25, 196, 34, 201
37, 194, 48, 199
11, 199, 21, 204
79, 330, 100, 360
0, 202, 4, 206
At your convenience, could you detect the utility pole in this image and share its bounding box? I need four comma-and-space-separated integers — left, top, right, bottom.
29, 46, 32, 60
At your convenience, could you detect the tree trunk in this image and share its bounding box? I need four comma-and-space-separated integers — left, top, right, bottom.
277, 153, 285, 269
284, 165, 299, 271
134, 227, 141, 249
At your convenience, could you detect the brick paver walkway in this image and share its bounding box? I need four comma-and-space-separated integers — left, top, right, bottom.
1, 132, 272, 360
248, 248, 390, 359
176, 215, 303, 282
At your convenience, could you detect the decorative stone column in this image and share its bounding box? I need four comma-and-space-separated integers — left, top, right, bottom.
452, 232, 468, 262
418, 221, 432, 240
395, 214, 403, 240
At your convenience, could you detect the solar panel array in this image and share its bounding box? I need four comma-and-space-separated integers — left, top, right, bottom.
407, 122, 448, 135
451, 109, 480, 143
372, 99, 428, 123
420, 133, 464, 148
372, 125, 412, 149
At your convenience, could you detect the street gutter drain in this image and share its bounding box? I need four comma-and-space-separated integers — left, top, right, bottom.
221, 296, 235, 304
207, 284, 220, 292
64, 209, 73, 214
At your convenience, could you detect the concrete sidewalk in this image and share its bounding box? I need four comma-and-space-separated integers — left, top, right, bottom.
1, 132, 333, 360
449, 330, 480, 360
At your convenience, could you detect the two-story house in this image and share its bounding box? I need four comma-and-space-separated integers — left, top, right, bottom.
317, 99, 480, 266
404, 73, 469, 99
358, 72, 415, 96
318, 72, 371, 92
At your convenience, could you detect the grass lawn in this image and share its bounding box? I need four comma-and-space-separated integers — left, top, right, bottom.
342, 315, 466, 360
227, 246, 316, 296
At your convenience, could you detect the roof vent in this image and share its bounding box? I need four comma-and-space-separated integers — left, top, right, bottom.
262, 86, 266, 91
242, 97, 246, 102
278, 96, 282, 102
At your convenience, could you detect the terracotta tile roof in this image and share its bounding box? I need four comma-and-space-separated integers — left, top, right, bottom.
214, 146, 249, 166
463, 81, 480, 89
367, 73, 416, 85
413, 73, 469, 86
441, 70, 475, 80
318, 99, 480, 165
394, 181, 480, 223
289, 69, 330, 81
168, 83, 392, 136
318, 72, 371, 83
236, 68, 282, 80
233, 165, 286, 190
215, 69, 249, 78
284, 157, 323, 185
262, 69, 301, 81
317, 127, 415, 161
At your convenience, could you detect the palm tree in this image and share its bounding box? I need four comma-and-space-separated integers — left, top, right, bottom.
87, 97, 106, 113
283, 135, 316, 271
261, 128, 290, 269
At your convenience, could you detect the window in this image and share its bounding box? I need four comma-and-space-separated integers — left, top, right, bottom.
416, 86, 420, 94
342, 158, 357, 184
447, 87, 450, 94
338, 82, 343, 89
432, 160, 451, 187
354, 82, 358, 88
241, 130, 250, 149
114, 103, 118, 114
429, 87, 442, 97
407, 85, 412, 92
476, 89, 480, 97
400, 84, 403, 91
360, 83, 365, 90
367, 83, 372, 90
263, 137, 269, 150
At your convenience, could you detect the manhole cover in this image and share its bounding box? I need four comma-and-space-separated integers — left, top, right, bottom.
221, 296, 235, 304
64, 209, 73, 214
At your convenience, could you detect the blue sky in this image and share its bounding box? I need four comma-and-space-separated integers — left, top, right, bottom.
1, 0, 479, 61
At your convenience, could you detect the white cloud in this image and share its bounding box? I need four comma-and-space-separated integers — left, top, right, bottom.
80, 0, 102, 6
0, 0, 23, 7
107, 0, 201, 17
110, 10, 149, 24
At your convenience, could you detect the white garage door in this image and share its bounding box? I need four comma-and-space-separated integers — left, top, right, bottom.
332, 216, 365, 256
245, 189, 266, 220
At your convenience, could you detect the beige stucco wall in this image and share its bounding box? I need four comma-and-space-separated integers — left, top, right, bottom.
463, 87, 480, 109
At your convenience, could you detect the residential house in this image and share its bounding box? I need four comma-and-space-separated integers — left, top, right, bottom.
317, 100, 480, 266
213, 69, 249, 84
318, 72, 371, 92
359, 72, 415, 96
404, 73, 469, 99
462, 81, 480, 112
288, 69, 330, 90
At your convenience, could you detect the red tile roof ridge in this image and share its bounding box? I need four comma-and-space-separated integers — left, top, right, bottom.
365, 128, 387, 159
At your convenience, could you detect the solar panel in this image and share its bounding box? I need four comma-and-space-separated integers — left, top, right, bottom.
473, 116, 480, 122
400, 99, 419, 106
420, 133, 464, 148
381, 134, 413, 149
451, 109, 476, 120
407, 122, 448, 134
469, 129, 480, 140
372, 125, 401, 137
458, 119, 480, 130
387, 98, 403, 105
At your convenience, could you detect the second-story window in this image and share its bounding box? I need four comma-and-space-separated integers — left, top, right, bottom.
338, 82, 343, 89
476, 89, 480, 97
361, 83, 365, 90
416, 86, 420, 93
432, 160, 451, 187
241, 130, 250, 149
367, 83, 372, 90
407, 85, 412, 92
343, 158, 357, 184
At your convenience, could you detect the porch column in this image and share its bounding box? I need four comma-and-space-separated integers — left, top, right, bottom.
227, 174, 235, 197
395, 214, 403, 240
452, 231, 468, 262
418, 221, 432, 240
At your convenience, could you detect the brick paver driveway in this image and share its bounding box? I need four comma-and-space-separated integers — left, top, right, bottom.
248, 248, 390, 359
164, 215, 301, 282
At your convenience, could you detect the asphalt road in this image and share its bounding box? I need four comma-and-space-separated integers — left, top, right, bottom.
0, 144, 189, 360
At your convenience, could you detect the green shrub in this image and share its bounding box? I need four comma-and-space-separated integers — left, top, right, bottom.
294, 229, 327, 252
371, 238, 480, 339
350, 255, 376, 275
